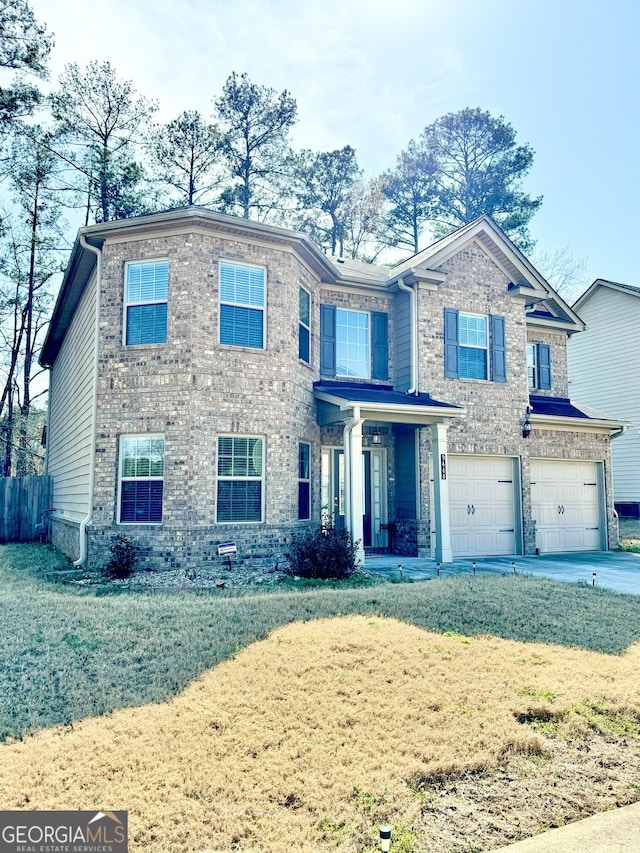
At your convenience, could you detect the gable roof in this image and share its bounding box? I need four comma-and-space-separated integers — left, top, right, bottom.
387, 215, 584, 333
572, 278, 640, 312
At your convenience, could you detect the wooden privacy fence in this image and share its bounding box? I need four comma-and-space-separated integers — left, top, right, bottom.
0, 475, 52, 543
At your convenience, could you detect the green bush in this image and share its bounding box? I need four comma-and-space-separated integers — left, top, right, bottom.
284, 527, 359, 580
104, 533, 139, 580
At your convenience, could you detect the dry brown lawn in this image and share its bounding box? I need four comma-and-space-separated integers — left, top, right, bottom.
1, 616, 639, 852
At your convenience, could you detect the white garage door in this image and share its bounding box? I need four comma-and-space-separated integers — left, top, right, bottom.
449, 455, 517, 557
530, 460, 601, 553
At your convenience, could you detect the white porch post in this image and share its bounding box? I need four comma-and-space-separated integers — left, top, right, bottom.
431, 422, 453, 563
346, 413, 365, 565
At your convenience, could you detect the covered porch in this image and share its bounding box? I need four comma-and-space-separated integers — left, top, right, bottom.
314, 381, 464, 564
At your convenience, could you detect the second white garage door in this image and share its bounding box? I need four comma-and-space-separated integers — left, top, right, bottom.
530, 459, 602, 553
449, 455, 517, 557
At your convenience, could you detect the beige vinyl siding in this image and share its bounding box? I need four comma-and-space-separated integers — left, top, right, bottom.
567, 286, 638, 501
47, 273, 97, 521
394, 289, 412, 390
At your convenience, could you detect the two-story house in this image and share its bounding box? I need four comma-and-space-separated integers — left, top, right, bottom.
40, 208, 624, 575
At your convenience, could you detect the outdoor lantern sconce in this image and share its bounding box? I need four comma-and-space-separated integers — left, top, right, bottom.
371, 427, 382, 445
522, 406, 532, 439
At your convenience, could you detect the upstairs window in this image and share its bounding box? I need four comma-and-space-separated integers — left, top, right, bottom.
444, 309, 506, 383
119, 435, 164, 524
459, 312, 488, 380
298, 442, 311, 520
337, 309, 369, 378
527, 342, 551, 390
125, 260, 168, 346
219, 261, 265, 349
320, 305, 388, 380
217, 436, 263, 522
299, 286, 311, 363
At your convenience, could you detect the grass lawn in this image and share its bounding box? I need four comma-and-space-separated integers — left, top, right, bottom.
1, 544, 640, 851
619, 517, 640, 550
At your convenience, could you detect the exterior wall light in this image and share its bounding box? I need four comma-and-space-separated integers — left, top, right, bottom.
522, 407, 532, 439
371, 427, 382, 445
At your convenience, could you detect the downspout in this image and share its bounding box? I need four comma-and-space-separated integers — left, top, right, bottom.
73, 234, 101, 567
397, 276, 418, 394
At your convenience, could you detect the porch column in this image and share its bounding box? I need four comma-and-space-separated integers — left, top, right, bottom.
431, 422, 453, 563
347, 416, 365, 564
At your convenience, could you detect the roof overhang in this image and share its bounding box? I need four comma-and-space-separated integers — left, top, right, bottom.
41, 206, 341, 366
315, 383, 465, 426
529, 413, 629, 435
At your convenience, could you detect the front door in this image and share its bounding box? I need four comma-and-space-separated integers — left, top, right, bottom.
321, 447, 387, 548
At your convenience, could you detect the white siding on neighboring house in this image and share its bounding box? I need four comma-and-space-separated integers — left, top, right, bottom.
47, 273, 97, 521
568, 286, 638, 501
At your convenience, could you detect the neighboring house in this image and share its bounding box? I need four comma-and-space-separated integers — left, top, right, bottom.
40, 209, 625, 574
568, 279, 639, 515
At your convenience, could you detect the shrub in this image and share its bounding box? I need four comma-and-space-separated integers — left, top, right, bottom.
284, 527, 359, 580
104, 533, 139, 580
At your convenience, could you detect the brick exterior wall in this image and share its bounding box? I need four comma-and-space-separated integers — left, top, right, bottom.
86, 230, 324, 572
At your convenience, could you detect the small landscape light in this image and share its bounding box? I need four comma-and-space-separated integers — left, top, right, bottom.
512, 561, 517, 574
398, 564, 403, 578
379, 825, 392, 852
592, 572, 596, 586
436, 561, 440, 576
472, 560, 476, 576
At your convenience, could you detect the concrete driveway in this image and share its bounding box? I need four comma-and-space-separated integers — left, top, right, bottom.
364, 550, 640, 595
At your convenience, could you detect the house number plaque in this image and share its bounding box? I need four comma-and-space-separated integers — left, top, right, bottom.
440, 453, 447, 480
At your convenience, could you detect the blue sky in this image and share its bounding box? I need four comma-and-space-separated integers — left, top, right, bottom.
29, 0, 640, 291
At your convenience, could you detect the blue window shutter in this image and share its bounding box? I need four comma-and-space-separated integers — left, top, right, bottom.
371, 311, 388, 380
490, 314, 507, 383
444, 308, 459, 378
320, 304, 336, 376
537, 343, 551, 389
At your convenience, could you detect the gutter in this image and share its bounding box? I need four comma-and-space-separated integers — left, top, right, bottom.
73, 234, 101, 567
396, 276, 418, 394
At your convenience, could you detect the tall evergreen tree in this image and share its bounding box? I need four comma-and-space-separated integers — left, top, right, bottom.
215, 72, 297, 220
382, 139, 438, 254
423, 108, 542, 251
0, 0, 53, 126
50, 61, 157, 223
147, 110, 222, 206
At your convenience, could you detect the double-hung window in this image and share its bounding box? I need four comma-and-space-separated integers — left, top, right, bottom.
125, 260, 168, 346
299, 286, 311, 363
119, 435, 164, 523
444, 309, 506, 383
217, 436, 263, 522
527, 342, 551, 390
458, 312, 488, 380
320, 304, 388, 380
298, 442, 311, 520
219, 261, 265, 349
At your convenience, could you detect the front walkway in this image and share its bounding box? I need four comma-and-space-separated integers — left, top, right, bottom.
364, 551, 640, 596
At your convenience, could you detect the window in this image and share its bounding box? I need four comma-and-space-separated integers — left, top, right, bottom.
336, 309, 369, 377
298, 442, 311, 520
217, 436, 263, 522
219, 261, 265, 349
125, 260, 168, 346
119, 435, 164, 523
320, 305, 388, 380
299, 286, 311, 363
527, 344, 536, 389
444, 309, 506, 383
527, 342, 551, 390
459, 312, 488, 380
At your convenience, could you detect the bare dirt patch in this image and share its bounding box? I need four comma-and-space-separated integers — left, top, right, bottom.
0, 616, 639, 852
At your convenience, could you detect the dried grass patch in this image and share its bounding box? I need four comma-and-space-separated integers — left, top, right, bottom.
1, 615, 639, 852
